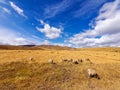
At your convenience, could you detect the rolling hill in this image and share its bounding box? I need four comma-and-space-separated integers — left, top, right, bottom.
0, 45, 74, 50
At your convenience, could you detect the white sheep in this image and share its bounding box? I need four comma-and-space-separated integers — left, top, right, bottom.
87, 69, 100, 79
62, 58, 68, 62
78, 59, 83, 62
73, 60, 79, 64
48, 59, 55, 64
29, 57, 33, 61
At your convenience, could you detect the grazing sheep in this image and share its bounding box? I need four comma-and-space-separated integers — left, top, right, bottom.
29, 57, 36, 63
62, 58, 68, 62
73, 60, 79, 64
87, 69, 100, 79
29, 57, 33, 61
67, 59, 73, 62
48, 59, 55, 64
78, 59, 83, 62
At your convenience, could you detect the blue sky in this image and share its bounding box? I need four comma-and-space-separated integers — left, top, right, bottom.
0, 0, 120, 47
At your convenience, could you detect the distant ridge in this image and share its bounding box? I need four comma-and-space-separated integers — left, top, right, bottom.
20, 45, 36, 47
35, 45, 74, 50
0, 45, 74, 50
0, 45, 41, 50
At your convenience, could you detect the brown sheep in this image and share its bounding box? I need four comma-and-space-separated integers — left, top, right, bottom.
87, 69, 100, 79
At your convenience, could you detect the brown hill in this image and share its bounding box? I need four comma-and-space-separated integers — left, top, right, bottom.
0, 45, 74, 50
77, 47, 120, 52
0, 45, 42, 50
35, 45, 74, 50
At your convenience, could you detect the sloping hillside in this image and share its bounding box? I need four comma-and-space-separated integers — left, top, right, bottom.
0, 45, 73, 50
35, 45, 74, 50
0, 47, 120, 90
0, 61, 120, 90
0, 45, 43, 50
78, 47, 120, 52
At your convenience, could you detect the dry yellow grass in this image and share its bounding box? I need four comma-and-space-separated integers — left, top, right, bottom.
0, 47, 120, 90
0, 48, 119, 64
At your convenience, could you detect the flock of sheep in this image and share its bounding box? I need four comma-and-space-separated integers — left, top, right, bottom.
29, 57, 100, 79
48, 58, 100, 80
48, 58, 92, 65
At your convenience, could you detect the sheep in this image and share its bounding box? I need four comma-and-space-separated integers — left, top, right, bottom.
29, 57, 33, 61
48, 59, 55, 64
73, 60, 79, 64
78, 59, 83, 62
87, 68, 100, 79
67, 59, 73, 62
28, 57, 36, 63
62, 58, 68, 62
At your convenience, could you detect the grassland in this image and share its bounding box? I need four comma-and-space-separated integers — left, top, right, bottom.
0, 46, 120, 90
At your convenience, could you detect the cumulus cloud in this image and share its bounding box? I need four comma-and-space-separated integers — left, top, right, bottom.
36, 20, 62, 39
13, 38, 36, 45
0, 26, 71, 46
0, 27, 37, 45
54, 43, 72, 47
9, 1, 27, 18
69, 0, 120, 47
42, 40, 51, 45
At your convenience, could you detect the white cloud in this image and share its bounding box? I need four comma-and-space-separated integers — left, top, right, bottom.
9, 1, 27, 18
69, 0, 120, 47
40, 20, 45, 25
74, 0, 106, 18
0, 0, 6, 4
36, 20, 62, 39
53, 43, 72, 47
13, 38, 36, 45
42, 40, 51, 45
0, 27, 37, 45
96, 0, 120, 20
2, 7, 11, 14
44, 0, 73, 18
